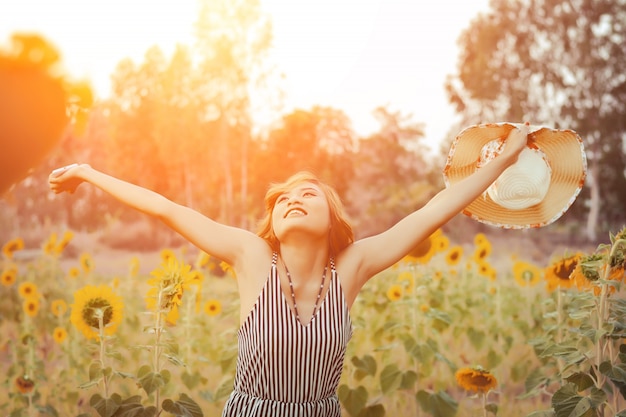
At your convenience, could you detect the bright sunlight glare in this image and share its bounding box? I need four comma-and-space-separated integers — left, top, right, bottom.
0, 0, 489, 149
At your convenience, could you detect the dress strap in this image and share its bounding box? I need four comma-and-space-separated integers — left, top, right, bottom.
272, 251, 278, 266
330, 257, 336, 272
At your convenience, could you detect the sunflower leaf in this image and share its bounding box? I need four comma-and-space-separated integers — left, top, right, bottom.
338, 384, 368, 417
416, 390, 458, 417
356, 404, 385, 417
138, 371, 166, 396
161, 393, 203, 417
379, 364, 402, 395
89, 393, 120, 417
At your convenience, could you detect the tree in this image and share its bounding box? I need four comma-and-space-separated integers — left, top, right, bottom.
445, 0, 626, 240
346, 107, 432, 238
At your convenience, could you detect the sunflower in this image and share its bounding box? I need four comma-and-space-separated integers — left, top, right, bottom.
220, 261, 236, 279
446, 246, 464, 266
15, 375, 35, 394
473, 240, 492, 263
42, 232, 57, 256
1, 266, 18, 287
54, 230, 74, 256
23, 297, 39, 317
455, 366, 498, 394
80, 253, 95, 274
419, 304, 430, 313
195, 251, 211, 269
406, 229, 443, 264
513, 261, 542, 287
435, 235, 450, 252
571, 253, 621, 295
473, 233, 489, 247
397, 271, 415, 294
545, 253, 582, 291
204, 299, 222, 316
387, 284, 403, 301
67, 266, 80, 279
53, 327, 68, 344
70, 285, 124, 340
2, 237, 24, 259
146, 257, 194, 325
160, 248, 176, 264
18, 282, 38, 299
476, 260, 497, 281
51, 299, 68, 317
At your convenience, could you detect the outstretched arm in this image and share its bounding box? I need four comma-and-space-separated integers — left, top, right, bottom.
346, 123, 529, 284
48, 164, 261, 266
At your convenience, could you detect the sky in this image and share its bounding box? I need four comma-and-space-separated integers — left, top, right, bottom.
0, 0, 490, 151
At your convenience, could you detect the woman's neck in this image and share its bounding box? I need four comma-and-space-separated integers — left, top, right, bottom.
278, 242, 329, 281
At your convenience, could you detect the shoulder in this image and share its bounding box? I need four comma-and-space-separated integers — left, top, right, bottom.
233, 236, 274, 284
334, 243, 369, 308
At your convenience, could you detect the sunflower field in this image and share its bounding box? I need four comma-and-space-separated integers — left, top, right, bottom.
1, 227, 626, 417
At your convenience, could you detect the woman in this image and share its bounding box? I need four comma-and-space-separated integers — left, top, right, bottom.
49, 124, 529, 416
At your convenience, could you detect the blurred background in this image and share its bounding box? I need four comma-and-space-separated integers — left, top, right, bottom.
1, 0, 625, 251
1, 1, 626, 416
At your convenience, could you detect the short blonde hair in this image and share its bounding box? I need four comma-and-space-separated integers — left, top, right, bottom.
256, 171, 354, 256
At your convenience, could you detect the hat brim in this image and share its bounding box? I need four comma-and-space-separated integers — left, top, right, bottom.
443, 122, 587, 229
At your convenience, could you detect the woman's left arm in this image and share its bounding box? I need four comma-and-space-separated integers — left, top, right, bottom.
347, 123, 529, 284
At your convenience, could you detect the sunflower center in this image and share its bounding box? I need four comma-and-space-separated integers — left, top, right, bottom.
82, 297, 113, 328
555, 260, 576, 280
472, 374, 491, 387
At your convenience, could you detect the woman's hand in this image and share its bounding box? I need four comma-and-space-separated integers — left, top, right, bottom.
48, 163, 88, 194
499, 122, 530, 165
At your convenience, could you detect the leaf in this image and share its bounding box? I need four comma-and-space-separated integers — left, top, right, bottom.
78, 380, 100, 390
138, 371, 165, 396
467, 328, 485, 350
565, 372, 595, 391
114, 397, 157, 417
357, 404, 385, 417
89, 361, 103, 381
416, 390, 458, 417
181, 371, 207, 391
165, 353, 187, 367
338, 384, 368, 417
524, 411, 555, 417
161, 393, 203, 417
400, 370, 418, 390
89, 394, 120, 417
551, 383, 596, 417
379, 364, 402, 395
214, 377, 235, 402
352, 355, 377, 381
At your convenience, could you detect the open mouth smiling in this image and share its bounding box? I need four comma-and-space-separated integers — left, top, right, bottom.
285, 208, 307, 218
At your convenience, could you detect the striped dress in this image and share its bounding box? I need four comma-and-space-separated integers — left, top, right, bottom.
222, 253, 353, 416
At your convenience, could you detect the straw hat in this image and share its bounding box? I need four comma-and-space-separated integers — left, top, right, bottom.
443, 122, 587, 229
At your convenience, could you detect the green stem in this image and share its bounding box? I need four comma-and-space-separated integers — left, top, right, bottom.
482, 392, 487, 417
154, 289, 164, 412
99, 314, 108, 398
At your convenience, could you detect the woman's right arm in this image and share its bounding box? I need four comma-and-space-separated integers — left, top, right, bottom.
48, 164, 261, 266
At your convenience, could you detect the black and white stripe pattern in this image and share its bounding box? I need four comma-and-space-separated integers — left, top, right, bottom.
222, 253, 353, 416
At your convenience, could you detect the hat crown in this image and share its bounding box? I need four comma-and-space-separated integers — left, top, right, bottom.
486, 147, 551, 210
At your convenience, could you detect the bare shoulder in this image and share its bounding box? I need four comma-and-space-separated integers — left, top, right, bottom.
233, 237, 274, 323
335, 243, 368, 308
234, 236, 274, 283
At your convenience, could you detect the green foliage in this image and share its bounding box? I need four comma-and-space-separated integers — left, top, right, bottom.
416, 390, 459, 417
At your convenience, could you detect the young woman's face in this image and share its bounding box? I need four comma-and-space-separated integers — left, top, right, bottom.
271, 182, 332, 242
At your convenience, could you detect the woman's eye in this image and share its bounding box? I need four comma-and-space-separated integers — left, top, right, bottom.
303, 192, 315, 197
